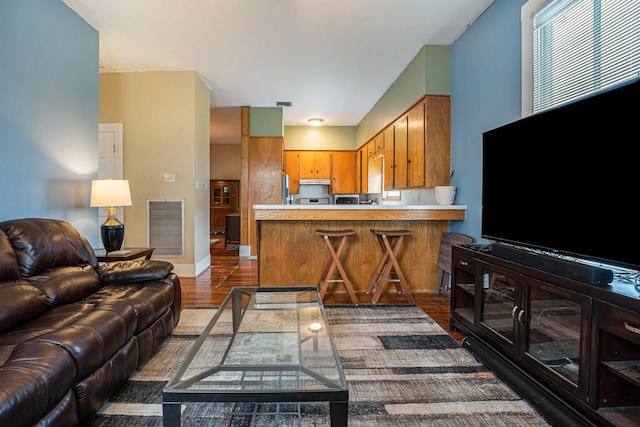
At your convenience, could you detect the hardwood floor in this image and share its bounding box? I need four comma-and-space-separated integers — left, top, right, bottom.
180, 237, 466, 344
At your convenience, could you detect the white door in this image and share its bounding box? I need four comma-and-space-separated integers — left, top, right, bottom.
97, 123, 124, 248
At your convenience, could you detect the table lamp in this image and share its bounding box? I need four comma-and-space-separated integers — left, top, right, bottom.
90, 179, 132, 252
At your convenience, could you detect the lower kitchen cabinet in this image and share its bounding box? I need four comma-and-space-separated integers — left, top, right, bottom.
451, 244, 640, 427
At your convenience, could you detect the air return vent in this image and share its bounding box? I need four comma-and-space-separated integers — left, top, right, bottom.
147, 199, 184, 257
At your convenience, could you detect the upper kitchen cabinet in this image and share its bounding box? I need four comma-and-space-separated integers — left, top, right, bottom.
383, 95, 450, 190
298, 151, 331, 179
283, 150, 300, 194
383, 126, 395, 191
423, 95, 451, 187
358, 145, 368, 193
331, 151, 358, 194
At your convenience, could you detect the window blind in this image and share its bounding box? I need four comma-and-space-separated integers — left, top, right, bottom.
533, 0, 640, 112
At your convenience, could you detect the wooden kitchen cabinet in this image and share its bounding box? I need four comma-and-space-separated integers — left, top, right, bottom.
383, 125, 394, 191
358, 145, 368, 193
298, 151, 331, 179
331, 151, 357, 194
381, 95, 450, 191
283, 150, 300, 194
393, 115, 408, 189
407, 100, 426, 187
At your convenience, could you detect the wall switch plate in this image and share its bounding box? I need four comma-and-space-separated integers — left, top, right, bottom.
164, 173, 176, 182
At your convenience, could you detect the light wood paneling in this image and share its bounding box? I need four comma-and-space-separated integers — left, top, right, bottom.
257, 219, 449, 293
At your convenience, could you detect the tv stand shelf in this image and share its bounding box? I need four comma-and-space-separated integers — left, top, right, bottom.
451, 244, 640, 427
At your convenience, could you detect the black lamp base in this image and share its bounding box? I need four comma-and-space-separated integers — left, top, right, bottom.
101, 222, 125, 252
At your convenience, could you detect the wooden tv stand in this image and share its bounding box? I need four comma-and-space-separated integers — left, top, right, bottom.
451, 244, 640, 427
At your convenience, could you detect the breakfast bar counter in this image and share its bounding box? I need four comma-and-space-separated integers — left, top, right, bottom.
254, 204, 466, 295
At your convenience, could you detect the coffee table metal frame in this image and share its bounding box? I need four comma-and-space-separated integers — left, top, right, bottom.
162, 286, 348, 426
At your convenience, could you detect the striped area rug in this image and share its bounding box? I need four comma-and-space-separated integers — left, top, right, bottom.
94, 305, 551, 426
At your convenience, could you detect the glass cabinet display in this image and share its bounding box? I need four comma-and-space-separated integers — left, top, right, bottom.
210, 180, 239, 233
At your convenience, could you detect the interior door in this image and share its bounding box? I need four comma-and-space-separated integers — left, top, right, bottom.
97, 123, 124, 248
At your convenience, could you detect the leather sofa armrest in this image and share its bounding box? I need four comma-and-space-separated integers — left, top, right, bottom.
96, 260, 174, 286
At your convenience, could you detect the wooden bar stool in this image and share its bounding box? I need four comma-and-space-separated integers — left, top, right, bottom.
316, 229, 359, 305
366, 229, 414, 304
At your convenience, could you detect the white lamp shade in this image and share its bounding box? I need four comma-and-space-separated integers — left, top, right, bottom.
90, 179, 132, 207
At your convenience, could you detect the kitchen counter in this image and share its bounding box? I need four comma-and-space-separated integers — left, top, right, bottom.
253, 204, 467, 221
254, 204, 467, 295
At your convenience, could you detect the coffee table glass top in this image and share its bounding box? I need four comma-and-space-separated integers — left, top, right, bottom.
165, 286, 348, 395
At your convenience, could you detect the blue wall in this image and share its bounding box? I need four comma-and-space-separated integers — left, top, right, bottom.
449, 0, 527, 242
0, 1, 99, 241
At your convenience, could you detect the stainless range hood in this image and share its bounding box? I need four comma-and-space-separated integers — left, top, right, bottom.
298, 178, 331, 185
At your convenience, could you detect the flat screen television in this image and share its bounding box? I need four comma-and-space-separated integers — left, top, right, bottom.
482, 77, 640, 273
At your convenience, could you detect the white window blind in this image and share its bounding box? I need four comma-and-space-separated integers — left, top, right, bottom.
532, 0, 640, 113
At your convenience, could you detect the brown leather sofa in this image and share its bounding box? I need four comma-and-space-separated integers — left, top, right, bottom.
0, 218, 182, 426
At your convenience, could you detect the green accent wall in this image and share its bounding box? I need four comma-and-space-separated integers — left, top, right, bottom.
356, 45, 451, 147
250, 107, 283, 137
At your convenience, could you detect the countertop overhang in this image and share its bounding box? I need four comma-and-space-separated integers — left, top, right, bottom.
253, 204, 467, 221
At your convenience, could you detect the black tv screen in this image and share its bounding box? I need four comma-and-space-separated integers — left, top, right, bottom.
482, 77, 640, 272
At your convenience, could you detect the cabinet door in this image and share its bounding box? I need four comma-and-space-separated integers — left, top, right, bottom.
478, 261, 520, 354
374, 133, 385, 153
331, 151, 357, 194
298, 151, 331, 179
358, 146, 368, 193
522, 278, 591, 400
298, 151, 316, 178
407, 101, 425, 188
314, 151, 332, 178
284, 151, 300, 194
367, 138, 377, 157
393, 116, 408, 189
424, 96, 451, 187
383, 126, 394, 190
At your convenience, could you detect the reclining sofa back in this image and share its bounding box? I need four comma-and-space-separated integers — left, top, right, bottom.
0, 218, 182, 426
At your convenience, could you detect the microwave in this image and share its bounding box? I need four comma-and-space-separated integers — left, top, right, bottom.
334, 195, 360, 205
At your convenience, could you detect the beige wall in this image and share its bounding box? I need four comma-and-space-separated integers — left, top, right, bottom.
99, 71, 211, 277
211, 144, 242, 180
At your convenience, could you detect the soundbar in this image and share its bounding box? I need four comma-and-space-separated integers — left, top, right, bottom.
491, 243, 613, 286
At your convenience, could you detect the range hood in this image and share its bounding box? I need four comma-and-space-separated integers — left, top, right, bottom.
299, 178, 331, 185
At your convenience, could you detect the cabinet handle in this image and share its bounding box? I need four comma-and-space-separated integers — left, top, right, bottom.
518, 310, 525, 325
625, 322, 640, 335
512, 306, 519, 319
459, 260, 468, 266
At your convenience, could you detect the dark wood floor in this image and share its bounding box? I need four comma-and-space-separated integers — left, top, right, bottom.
179, 237, 466, 344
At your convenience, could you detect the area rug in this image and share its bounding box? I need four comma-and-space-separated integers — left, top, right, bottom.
94, 305, 551, 426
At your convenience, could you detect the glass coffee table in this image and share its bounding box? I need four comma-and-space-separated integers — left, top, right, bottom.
163, 286, 349, 426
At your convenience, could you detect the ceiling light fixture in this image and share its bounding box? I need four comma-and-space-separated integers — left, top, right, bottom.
307, 118, 324, 126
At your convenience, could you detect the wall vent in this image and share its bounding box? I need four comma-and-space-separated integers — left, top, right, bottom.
147, 199, 185, 257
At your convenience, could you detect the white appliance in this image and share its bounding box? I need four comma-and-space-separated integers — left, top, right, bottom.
298, 197, 330, 205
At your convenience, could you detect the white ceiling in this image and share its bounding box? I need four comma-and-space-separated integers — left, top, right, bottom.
63, 0, 494, 143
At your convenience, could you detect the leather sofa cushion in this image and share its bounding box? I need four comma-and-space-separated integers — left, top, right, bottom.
0, 218, 98, 277
88, 280, 175, 333
0, 281, 48, 334
0, 301, 137, 380
26, 265, 102, 306
0, 231, 20, 281
0, 342, 77, 427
